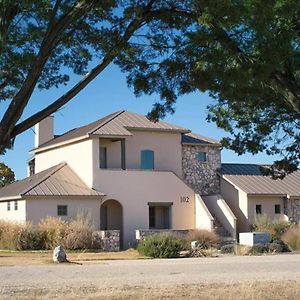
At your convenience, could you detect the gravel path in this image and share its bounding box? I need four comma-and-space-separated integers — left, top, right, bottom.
0, 254, 300, 292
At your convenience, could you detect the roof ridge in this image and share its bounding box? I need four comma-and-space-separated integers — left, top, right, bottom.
89, 110, 125, 135
21, 163, 66, 196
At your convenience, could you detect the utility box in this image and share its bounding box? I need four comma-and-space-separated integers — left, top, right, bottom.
239, 232, 270, 246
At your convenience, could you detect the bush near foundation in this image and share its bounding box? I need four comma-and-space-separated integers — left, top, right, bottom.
137, 234, 184, 258
281, 226, 300, 251
186, 229, 220, 249
251, 214, 291, 241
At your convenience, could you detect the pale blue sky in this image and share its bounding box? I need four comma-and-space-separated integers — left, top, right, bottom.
1, 63, 279, 179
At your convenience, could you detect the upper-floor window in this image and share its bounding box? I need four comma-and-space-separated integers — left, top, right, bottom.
141, 150, 154, 170
7, 201, 10, 211
14, 201, 18, 211
100, 147, 107, 169
196, 151, 207, 162
28, 158, 35, 175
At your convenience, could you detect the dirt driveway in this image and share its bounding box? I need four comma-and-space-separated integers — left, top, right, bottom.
0, 254, 300, 299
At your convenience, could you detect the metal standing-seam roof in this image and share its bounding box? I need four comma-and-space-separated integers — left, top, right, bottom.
0, 163, 104, 200
221, 164, 300, 196
35, 110, 190, 151
182, 132, 221, 146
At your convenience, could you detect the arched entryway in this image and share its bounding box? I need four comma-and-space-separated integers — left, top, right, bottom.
100, 199, 123, 248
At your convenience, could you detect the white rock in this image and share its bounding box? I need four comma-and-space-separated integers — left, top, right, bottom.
53, 245, 67, 263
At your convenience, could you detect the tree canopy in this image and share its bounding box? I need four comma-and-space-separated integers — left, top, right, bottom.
0, 162, 15, 187
1, 0, 300, 173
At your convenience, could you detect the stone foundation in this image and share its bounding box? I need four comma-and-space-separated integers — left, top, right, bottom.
93, 230, 120, 252
136, 229, 190, 241
182, 145, 221, 195
285, 198, 300, 223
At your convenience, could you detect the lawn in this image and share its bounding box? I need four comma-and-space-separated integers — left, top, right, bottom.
0, 248, 145, 266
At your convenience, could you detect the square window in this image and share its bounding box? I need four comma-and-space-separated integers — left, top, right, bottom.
256, 204, 262, 214
7, 201, 10, 211
275, 204, 281, 214
14, 201, 18, 211
196, 151, 207, 162
57, 205, 68, 216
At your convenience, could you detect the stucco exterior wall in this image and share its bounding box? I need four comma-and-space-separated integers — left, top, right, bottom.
124, 131, 182, 176
248, 196, 287, 224
99, 139, 122, 169
0, 200, 26, 222
25, 197, 102, 228
34, 139, 95, 186
220, 178, 250, 233
182, 145, 221, 195
93, 169, 195, 248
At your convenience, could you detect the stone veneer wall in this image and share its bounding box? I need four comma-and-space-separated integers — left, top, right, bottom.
285, 198, 300, 223
136, 229, 190, 241
93, 230, 120, 251
182, 145, 221, 195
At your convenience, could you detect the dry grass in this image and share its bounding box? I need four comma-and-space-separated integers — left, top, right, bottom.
282, 226, 300, 251
0, 249, 145, 266
1, 281, 300, 299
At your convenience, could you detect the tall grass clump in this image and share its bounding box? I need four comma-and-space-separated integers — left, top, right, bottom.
38, 217, 67, 250
186, 229, 220, 249
137, 234, 184, 258
64, 211, 94, 250
0, 221, 41, 250
281, 226, 300, 251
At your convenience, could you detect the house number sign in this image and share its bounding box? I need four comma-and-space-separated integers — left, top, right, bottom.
180, 196, 190, 203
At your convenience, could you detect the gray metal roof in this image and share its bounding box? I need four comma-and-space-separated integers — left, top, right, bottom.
222, 164, 300, 196
221, 163, 264, 175
0, 163, 104, 200
36, 110, 190, 150
182, 132, 221, 146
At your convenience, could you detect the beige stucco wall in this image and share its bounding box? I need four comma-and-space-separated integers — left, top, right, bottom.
248, 196, 287, 224
34, 139, 95, 186
93, 169, 195, 247
25, 197, 102, 229
0, 200, 26, 222
99, 139, 122, 169
221, 178, 250, 233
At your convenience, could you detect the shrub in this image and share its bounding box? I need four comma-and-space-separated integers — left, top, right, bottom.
0, 221, 42, 250
249, 244, 268, 255
186, 230, 220, 249
251, 214, 291, 241
234, 245, 251, 256
281, 226, 300, 251
38, 217, 67, 250
220, 244, 235, 254
137, 234, 184, 258
64, 212, 94, 250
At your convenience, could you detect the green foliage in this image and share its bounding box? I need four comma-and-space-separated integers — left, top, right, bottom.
0, 162, 15, 187
137, 234, 184, 258
186, 229, 220, 249
281, 226, 300, 251
249, 244, 268, 255
251, 214, 291, 241
220, 244, 235, 254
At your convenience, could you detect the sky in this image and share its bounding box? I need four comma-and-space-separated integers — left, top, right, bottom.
1, 63, 280, 180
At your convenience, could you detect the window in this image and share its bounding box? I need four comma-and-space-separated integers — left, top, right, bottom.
141, 150, 154, 170
196, 151, 207, 162
256, 204, 262, 214
57, 205, 68, 216
148, 203, 172, 229
28, 158, 35, 175
7, 201, 10, 211
275, 204, 281, 214
100, 147, 107, 169
14, 201, 18, 211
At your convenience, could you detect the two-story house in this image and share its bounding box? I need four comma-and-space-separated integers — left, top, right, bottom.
0, 110, 238, 247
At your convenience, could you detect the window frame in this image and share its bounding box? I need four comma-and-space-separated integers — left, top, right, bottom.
7, 201, 10, 211
57, 205, 68, 216
196, 151, 207, 162
14, 200, 18, 211
256, 204, 262, 214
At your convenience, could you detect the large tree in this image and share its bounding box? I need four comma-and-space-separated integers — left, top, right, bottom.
1, 0, 300, 173
0, 162, 14, 187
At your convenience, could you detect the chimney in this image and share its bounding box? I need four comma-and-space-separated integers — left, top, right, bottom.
35, 116, 54, 148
